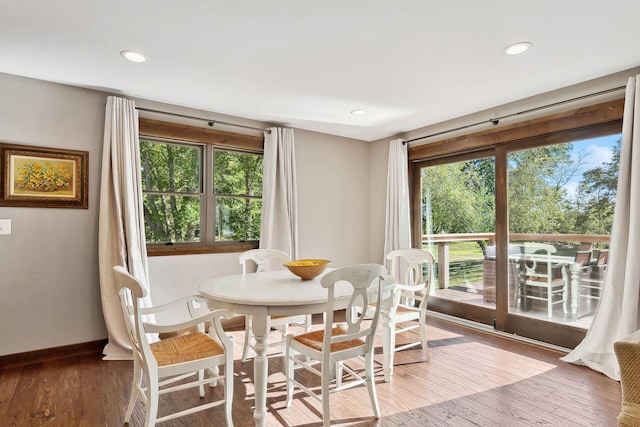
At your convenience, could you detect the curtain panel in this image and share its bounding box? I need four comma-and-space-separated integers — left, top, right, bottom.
383, 139, 412, 277
259, 127, 299, 259
561, 75, 640, 380
98, 96, 151, 360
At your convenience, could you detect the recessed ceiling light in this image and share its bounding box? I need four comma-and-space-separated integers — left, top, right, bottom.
350, 109, 366, 116
120, 50, 148, 63
503, 42, 533, 56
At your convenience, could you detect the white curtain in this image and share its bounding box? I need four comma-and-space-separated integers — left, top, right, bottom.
259, 127, 298, 259
98, 96, 151, 360
383, 139, 412, 275
561, 75, 640, 380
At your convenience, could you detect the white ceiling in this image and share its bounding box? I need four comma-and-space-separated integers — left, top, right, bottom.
2, 1, 639, 141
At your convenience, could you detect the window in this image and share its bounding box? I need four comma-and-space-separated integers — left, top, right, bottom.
213, 149, 262, 241
141, 139, 203, 243
409, 98, 624, 348
138, 118, 264, 255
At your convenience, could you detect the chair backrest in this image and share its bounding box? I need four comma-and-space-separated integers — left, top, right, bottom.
521, 243, 562, 280
112, 266, 156, 371
596, 249, 609, 267
238, 249, 289, 273
386, 248, 435, 308
575, 250, 592, 268
320, 264, 393, 357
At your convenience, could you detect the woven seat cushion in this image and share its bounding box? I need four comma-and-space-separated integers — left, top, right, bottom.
151, 332, 224, 366
293, 326, 364, 352
369, 302, 418, 315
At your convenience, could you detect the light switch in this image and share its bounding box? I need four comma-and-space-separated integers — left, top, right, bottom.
0, 219, 11, 235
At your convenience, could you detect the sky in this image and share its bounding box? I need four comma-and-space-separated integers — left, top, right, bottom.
564, 133, 621, 200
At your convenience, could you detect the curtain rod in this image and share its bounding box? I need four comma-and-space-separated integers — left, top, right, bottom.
403, 85, 626, 145
136, 107, 271, 134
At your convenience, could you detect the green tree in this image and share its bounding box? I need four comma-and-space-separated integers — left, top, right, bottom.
140, 140, 201, 243
214, 150, 263, 241
574, 139, 620, 234
140, 142, 264, 244
421, 159, 495, 235
507, 144, 575, 233
463, 158, 496, 231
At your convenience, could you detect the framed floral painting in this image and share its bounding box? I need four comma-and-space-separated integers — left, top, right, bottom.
0, 143, 88, 208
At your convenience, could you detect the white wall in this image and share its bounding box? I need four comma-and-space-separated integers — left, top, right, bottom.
0, 73, 108, 355
0, 72, 373, 355
294, 129, 370, 265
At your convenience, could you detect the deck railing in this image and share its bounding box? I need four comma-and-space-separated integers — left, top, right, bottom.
422, 233, 611, 289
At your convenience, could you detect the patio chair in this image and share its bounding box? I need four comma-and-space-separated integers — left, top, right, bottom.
285, 264, 393, 426
112, 266, 234, 427
483, 244, 522, 304
518, 242, 568, 318
238, 249, 312, 362
574, 250, 592, 269
578, 249, 608, 303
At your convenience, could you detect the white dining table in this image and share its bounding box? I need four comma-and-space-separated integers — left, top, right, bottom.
198, 268, 395, 427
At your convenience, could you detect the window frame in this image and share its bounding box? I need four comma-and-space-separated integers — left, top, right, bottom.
408, 98, 624, 348
139, 118, 264, 256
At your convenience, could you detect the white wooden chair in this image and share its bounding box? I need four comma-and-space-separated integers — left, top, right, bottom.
238, 249, 311, 362
384, 248, 436, 363
519, 242, 568, 317
578, 249, 608, 303
285, 264, 393, 427
112, 266, 234, 427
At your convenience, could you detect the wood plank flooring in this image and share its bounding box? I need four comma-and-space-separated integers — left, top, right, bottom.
0, 316, 621, 426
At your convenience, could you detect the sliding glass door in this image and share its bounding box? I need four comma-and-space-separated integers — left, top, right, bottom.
417, 151, 497, 326
506, 135, 619, 326
413, 129, 621, 347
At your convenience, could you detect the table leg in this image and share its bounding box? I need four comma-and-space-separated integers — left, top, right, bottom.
251, 311, 269, 427
382, 299, 394, 382
570, 264, 579, 318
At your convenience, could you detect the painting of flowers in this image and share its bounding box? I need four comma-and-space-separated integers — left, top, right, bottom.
1, 143, 88, 208
12, 156, 75, 197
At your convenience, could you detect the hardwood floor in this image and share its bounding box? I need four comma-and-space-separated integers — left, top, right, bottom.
0, 316, 621, 426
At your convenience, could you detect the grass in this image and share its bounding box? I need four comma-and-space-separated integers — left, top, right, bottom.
423, 241, 485, 263
423, 241, 486, 287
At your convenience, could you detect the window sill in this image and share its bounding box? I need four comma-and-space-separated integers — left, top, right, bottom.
147, 242, 259, 257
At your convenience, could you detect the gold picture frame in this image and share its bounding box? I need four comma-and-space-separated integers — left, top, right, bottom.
0, 143, 88, 208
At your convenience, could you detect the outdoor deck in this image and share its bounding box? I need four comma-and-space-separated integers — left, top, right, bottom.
431, 283, 596, 330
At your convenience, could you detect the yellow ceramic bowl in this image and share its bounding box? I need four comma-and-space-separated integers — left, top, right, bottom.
283, 259, 331, 281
